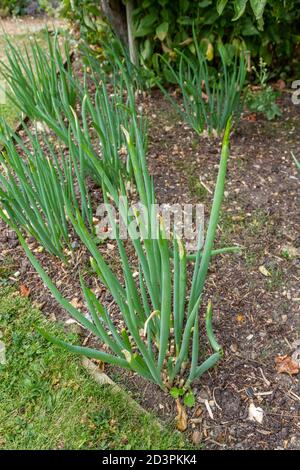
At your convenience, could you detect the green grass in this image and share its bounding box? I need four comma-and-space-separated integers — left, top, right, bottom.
265, 264, 285, 291
175, 160, 208, 200
0, 284, 188, 450
0, 99, 21, 128
188, 173, 208, 200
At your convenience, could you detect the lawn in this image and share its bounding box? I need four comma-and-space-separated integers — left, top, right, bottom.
0, 282, 188, 450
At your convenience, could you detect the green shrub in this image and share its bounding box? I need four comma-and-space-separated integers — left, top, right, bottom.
132, 0, 300, 80
60, 0, 300, 81
0, 1, 28, 17
37, 1, 59, 16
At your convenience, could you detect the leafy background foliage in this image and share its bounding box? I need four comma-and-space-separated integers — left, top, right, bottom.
133, 0, 300, 79
0, 0, 28, 16
0, 1, 59, 16
60, 0, 300, 80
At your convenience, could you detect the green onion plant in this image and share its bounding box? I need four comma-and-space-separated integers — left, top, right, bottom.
0, 121, 92, 259
0, 32, 238, 398
9, 112, 235, 398
0, 36, 148, 260
0, 31, 77, 123
0, 32, 146, 185
159, 41, 246, 136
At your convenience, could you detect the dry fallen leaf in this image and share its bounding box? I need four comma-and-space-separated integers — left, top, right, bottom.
275, 355, 299, 375
91, 358, 105, 372
192, 430, 202, 445
175, 399, 188, 432
274, 79, 286, 90
70, 297, 82, 309
109, 418, 117, 430
259, 265, 271, 277
243, 113, 257, 122
20, 284, 30, 298
193, 405, 203, 418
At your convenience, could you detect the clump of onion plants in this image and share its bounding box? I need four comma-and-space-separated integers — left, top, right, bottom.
11, 111, 235, 401
0, 31, 77, 123
77, 73, 148, 182
0, 31, 147, 186
0, 120, 92, 259
0, 37, 147, 259
159, 40, 246, 136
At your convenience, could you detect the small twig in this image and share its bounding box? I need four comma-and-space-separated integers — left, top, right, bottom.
254, 391, 273, 397
204, 438, 226, 448
287, 389, 300, 401
212, 387, 222, 411
199, 178, 212, 194
204, 399, 214, 420
259, 367, 271, 387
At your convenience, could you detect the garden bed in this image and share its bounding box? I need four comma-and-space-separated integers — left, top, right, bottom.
0, 50, 299, 449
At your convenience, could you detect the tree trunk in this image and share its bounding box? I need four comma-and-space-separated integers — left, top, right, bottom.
126, 1, 138, 66
100, 0, 128, 46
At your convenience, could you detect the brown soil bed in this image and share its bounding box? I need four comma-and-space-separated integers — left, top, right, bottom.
0, 57, 299, 449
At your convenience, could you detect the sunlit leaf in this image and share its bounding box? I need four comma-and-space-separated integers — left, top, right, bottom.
232, 0, 248, 21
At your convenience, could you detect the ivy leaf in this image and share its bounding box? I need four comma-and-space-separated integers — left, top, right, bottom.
250, 0, 267, 19
141, 38, 152, 61
198, 0, 212, 6
134, 13, 157, 38
241, 17, 259, 36
232, 0, 248, 21
156, 22, 169, 41
184, 391, 196, 408
216, 0, 228, 15
158, 0, 169, 6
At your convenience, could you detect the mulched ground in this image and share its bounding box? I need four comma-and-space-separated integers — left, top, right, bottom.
0, 52, 299, 449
